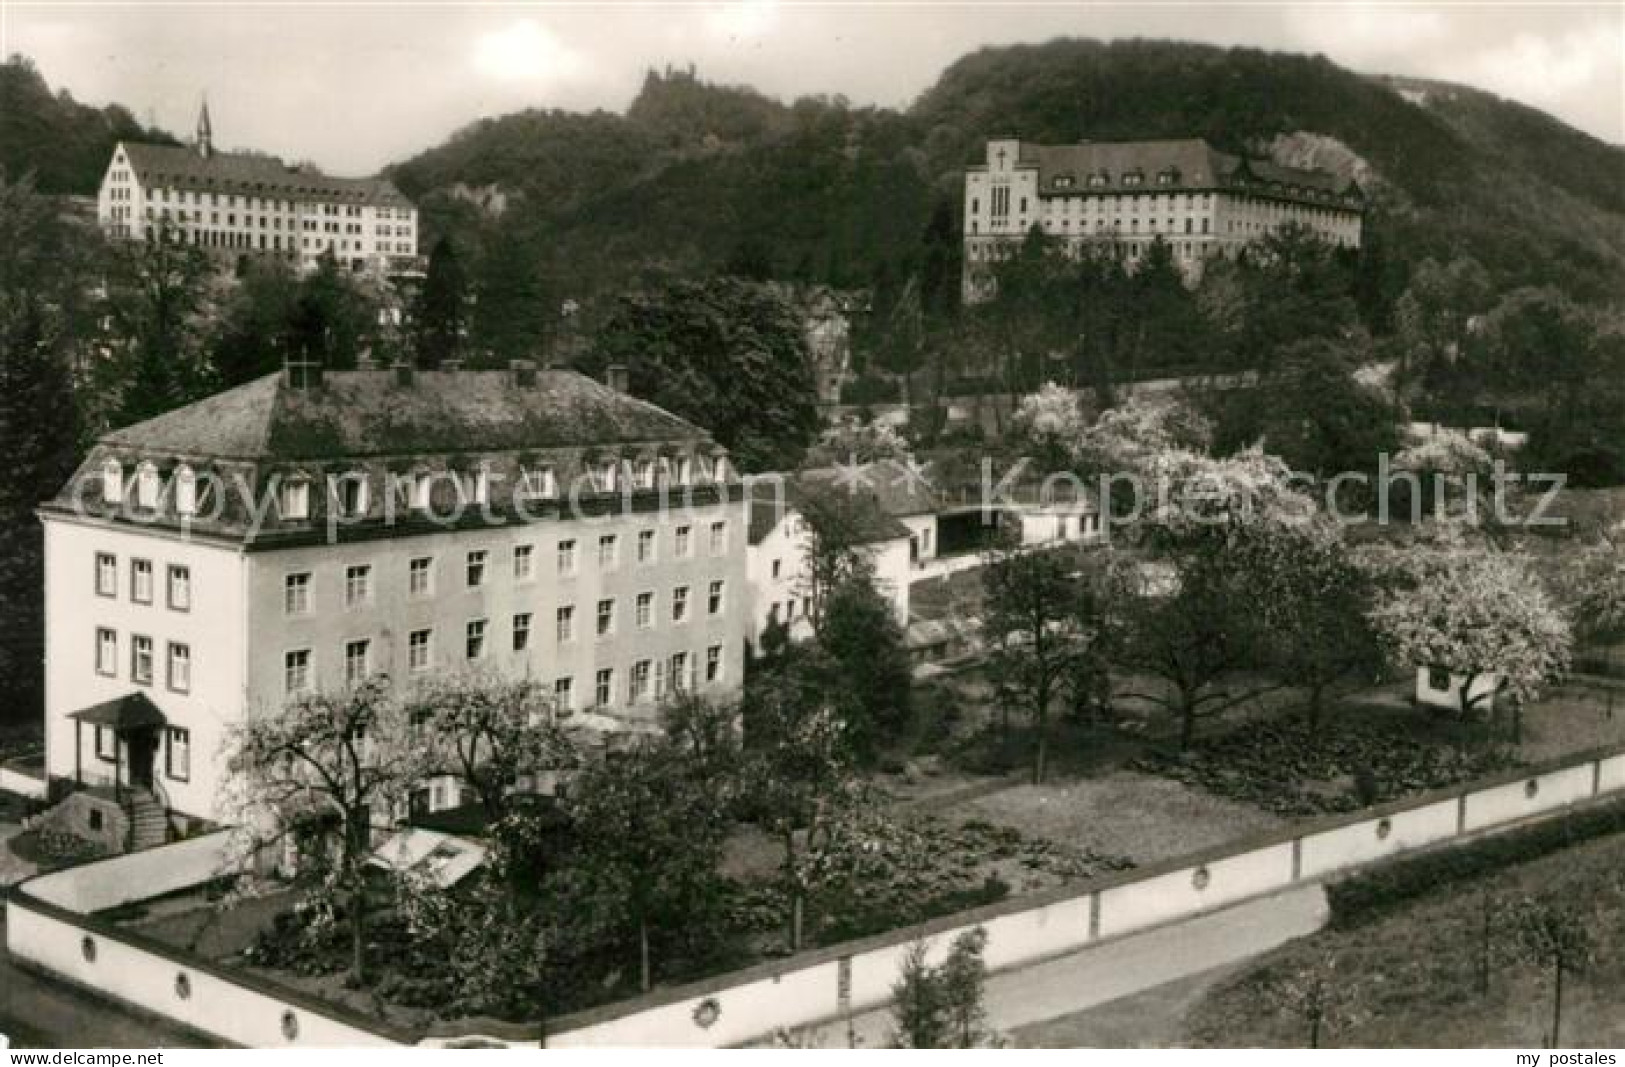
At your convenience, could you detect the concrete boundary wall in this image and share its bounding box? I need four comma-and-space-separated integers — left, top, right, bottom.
10, 742, 1625, 1048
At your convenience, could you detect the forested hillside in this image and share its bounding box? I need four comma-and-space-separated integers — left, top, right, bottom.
0, 54, 176, 193
383, 39, 1625, 313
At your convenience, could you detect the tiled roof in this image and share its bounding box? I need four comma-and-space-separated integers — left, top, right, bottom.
801, 458, 942, 518
1009, 138, 1357, 201
118, 141, 411, 207
102, 368, 710, 461
746, 472, 914, 547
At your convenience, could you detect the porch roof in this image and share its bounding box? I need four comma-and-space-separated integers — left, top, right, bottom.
68, 692, 168, 730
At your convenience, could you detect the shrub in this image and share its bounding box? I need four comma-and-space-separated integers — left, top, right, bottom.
1327, 796, 1625, 928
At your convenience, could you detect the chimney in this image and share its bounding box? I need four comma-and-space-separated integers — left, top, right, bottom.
605, 364, 630, 394
510, 358, 537, 388
392, 362, 414, 387
284, 359, 322, 390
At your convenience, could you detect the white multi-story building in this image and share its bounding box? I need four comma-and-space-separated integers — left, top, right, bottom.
97, 102, 419, 276
40, 363, 745, 826
963, 137, 1364, 300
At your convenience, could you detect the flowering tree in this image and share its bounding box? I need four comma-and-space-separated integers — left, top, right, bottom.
1362, 541, 1571, 719
805, 416, 912, 467
224, 676, 415, 983
1075, 395, 1213, 479
1010, 382, 1087, 471
400, 671, 579, 822
1117, 448, 1319, 747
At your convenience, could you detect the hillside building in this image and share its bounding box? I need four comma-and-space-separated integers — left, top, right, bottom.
962, 137, 1364, 301
39, 363, 745, 827
97, 102, 419, 277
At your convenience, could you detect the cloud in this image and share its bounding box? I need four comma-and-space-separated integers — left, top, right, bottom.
704, 1, 779, 41
1449, 22, 1622, 112
1284, 3, 1448, 67
472, 19, 585, 83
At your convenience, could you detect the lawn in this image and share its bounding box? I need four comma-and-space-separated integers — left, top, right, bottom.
1183, 828, 1625, 1047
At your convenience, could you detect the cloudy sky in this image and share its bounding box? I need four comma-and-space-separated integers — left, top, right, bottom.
3, 2, 1620, 174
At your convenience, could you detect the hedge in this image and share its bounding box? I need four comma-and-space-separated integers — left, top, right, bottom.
1327, 796, 1625, 929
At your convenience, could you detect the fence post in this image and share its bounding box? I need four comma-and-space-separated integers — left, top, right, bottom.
1088, 892, 1100, 940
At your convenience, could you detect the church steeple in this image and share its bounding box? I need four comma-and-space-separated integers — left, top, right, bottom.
196, 96, 213, 158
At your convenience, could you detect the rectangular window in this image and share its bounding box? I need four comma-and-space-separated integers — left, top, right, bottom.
409, 628, 432, 672
672, 586, 690, 623
409, 556, 433, 596
598, 534, 618, 570
554, 676, 574, 710
706, 644, 723, 684
557, 539, 577, 575
466, 619, 487, 660
285, 649, 311, 695
165, 727, 190, 781
280, 480, 310, 520
630, 659, 652, 703
466, 550, 488, 587
675, 525, 692, 558
345, 564, 372, 608
131, 559, 153, 604
708, 580, 725, 616
95, 553, 117, 597
96, 726, 116, 762
284, 572, 312, 615
710, 521, 727, 555
132, 635, 154, 685
163, 566, 192, 613
596, 598, 615, 637
166, 641, 191, 692
344, 638, 371, 685
636, 591, 653, 629
595, 668, 613, 707
513, 544, 535, 581
637, 529, 656, 564
512, 612, 532, 652
95, 628, 117, 676
521, 467, 557, 499
669, 651, 690, 694
556, 605, 575, 643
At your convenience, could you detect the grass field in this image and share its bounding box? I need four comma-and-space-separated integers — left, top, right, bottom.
1183, 829, 1625, 1047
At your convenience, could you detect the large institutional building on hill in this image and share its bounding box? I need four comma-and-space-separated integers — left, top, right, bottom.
96, 103, 419, 277
962, 137, 1365, 300
40, 362, 745, 825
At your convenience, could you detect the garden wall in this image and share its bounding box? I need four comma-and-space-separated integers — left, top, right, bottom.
545, 742, 1625, 1048
11, 743, 1625, 1049
5, 829, 415, 1048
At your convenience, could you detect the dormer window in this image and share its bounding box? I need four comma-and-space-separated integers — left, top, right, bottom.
521, 466, 557, 500
333, 475, 369, 518
410, 472, 433, 511
102, 459, 124, 505
463, 468, 489, 507
175, 465, 197, 516
1157, 169, 1179, 186
280, 479, 311, 521
1123, 172, 1144, 187
135, 462, 160, 509
1053, 175, 1075, 189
